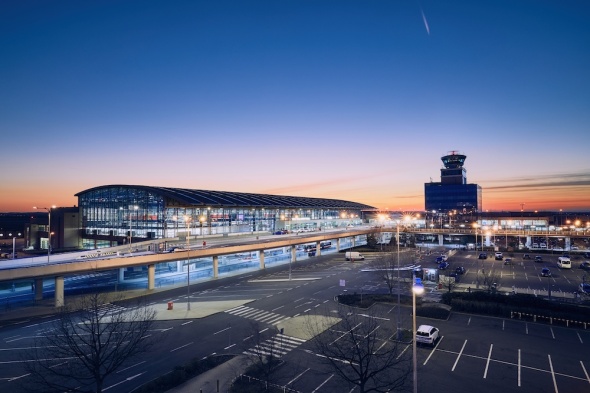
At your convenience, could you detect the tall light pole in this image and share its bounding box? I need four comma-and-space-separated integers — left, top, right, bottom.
412, 276, 425, 393
34, 205, 55, 263
473, 223, 482, 287
396, 218, 401, 340
200, 215, 205, 246
185, 215, 191, 311
11, 233, 17, 259
124, 205, 139, 254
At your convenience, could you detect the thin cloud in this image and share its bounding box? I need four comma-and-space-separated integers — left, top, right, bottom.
483, 171, 590, 191
420, 7, 430, 35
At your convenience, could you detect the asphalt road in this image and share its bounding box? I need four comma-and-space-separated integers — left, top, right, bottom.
1, 250, 589, 393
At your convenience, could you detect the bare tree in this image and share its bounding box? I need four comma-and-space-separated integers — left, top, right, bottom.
240, 322, 283, 392
305, 304, 411, 393
22, 292, 158, 393
369, 251, 416, 296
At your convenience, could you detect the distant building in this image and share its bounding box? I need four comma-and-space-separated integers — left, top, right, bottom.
424, 151, 482, 213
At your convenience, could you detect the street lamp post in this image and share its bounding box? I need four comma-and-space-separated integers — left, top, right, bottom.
396, 219, 401, 340
200, 216, 205, 246
11, 234, 20, 259
33, 205, 55, 263
412, 276, 425, 393
185, 215, 191, 311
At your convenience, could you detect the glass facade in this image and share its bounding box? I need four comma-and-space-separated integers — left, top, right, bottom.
77, 185, 371, 246
424, 183, 482, 213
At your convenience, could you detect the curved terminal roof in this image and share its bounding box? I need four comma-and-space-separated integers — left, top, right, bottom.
76, 185, 375, 210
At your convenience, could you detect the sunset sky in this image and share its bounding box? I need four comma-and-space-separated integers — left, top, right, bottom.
1, 1, 589, 213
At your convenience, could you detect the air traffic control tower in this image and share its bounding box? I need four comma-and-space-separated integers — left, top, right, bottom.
424, 151, 482, 213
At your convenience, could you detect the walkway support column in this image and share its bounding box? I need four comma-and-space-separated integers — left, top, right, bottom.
148, 264, 155, 290
259, 251, 265, 269
291, 245, 297, 263
55, 276, 64, 308
336, 238, 341, 252
34, 278, 43, 301
315, 241, 321, 256
213, 255, 219, 278
118, 268, 125, 283
438, 234, 444, 246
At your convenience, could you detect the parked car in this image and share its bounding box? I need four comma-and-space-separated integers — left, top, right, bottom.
439, 255, 448, 262
534, 256, 543, 262
583, 252, 590, 258
495, 252, 503, 260
454, 266, 466, 275
523, 254, 531, 259
478, 253, 487, 259
579, 261, 590, 270
416, 325, 439, 346
503, 258, 513, 265
541, 267, 551, 277
435, 256, 444, 263
438, 262, 449, 270
579, 283, 590, 295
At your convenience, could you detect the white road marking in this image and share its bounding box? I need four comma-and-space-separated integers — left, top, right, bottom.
548, 354, 559, 393
451, 340, 467, 371
483, 344, 493, 379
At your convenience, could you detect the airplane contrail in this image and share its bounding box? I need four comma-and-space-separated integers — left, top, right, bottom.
420, 7, 430, 35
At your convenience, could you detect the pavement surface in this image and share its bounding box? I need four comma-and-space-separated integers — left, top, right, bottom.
0, 276, 340, 393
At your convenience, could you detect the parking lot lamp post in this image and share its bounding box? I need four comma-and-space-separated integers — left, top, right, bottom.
33, 205, 56, 263
124, 206, 139, 254
12, 234, 20, 259
396, 219, 401, 340
185, 215, 191, 311
412, 276, 424, 393
200, 216, 205, 246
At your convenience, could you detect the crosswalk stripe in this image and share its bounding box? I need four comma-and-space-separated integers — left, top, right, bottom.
243, 334, 307, 359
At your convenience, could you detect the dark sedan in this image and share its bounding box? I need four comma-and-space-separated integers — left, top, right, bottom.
438, 262, 449, 270
579, 261, 590, 270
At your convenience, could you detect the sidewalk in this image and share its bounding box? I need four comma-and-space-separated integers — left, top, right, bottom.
165, 355, 251, 393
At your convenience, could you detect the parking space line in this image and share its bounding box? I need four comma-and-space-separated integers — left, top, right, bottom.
581, 361, 590, 384
550, 326, 555, 339
548, 354, 559, 393
518, 349, 521, 387
423, 336, 443, 365
288, 367, 310, 386
451, 340, 467, 371
312, 374, 334, 393
577, 331, 584, 344
483, 344, 493, 379
396, 343, 410, 360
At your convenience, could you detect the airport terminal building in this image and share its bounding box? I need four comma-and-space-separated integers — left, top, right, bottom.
73, 185, 374, 249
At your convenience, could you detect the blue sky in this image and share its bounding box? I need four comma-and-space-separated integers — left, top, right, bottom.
1, 0, 589, 212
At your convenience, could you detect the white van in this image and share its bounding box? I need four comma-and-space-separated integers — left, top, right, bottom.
345, 251, 364, 261
557, 256, 571, 269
